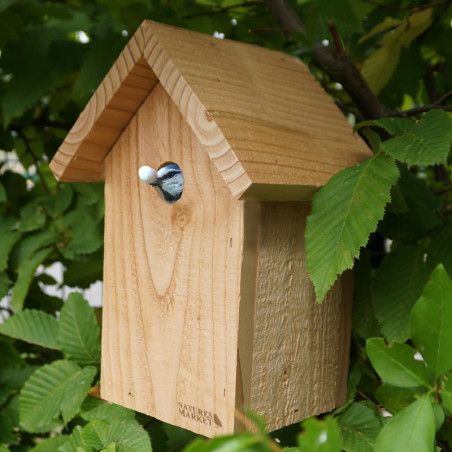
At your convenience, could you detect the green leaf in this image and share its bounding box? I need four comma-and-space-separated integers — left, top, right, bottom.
19, 360, 96, 433
297, 416, 342, 451
59, 425, 84, 452
0, 412, 15, 446
0, 272, 10, 300
306, 154, 399, 302
0, 309, 59, 349
30, 434, 69, 452
352, 251, 380, 339
375, 383, 421, 415
80, 398, 135, 422
427, 226, 452, 279
183, 434, 262, 452
11, 247, 53, 312
373, 245, 432, 342
410, 264, 452, 379
10, 230, 58, 271
439, 374, 452, 414
18, 199, 46, 232
81, 418, 152, 452
336, 402, 381, 452
59, 210, 103, 258
361, 9, 433, 94
366, 338, 431, 388
58, 293, 101, 366
0, 230, 21, 272
374, 394, 435, 452
377, 110, 452, 166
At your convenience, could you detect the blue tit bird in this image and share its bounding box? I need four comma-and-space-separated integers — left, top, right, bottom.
138, 162, 184, 204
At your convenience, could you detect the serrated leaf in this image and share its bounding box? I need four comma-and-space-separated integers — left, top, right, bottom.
367, 338, 431, 388
410, 264, 452, 379
61, 366, 98, 424
58, 293, 101, 366
10, 230, 58, 271
59, 425, 84, 452
0, 272, 10, 300
20, 360, 96, 433
0, 309, 59, 349
306, 154, 399, 302
30, 434, 69, 452
61, 210, 103, 258
11, 247, 53, 312
42, 185, 74, 219
374, 394, 435, 452
377, 110, 452, 165
337, 402, 381, 452
80, 398, 135, 422
0, 230, 21, 272
81, 418, 152, 452
18, 200, 46, 232
373, 245, 432, 342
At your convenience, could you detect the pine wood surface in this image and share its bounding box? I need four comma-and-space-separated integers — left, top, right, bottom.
102, 83, 243, 436
236, 202, 352, 431
50, 20, 372, 200
101, 83, 353, 435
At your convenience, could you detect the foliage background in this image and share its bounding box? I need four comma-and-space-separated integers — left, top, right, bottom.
1, 0, 452, 450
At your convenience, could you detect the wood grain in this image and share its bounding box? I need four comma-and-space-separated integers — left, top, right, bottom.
236, 202, 352, 432
101, 83, 353, 435
50, 20, 372, 200
102, 83, 244, 436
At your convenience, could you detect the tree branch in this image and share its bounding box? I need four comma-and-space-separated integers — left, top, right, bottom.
263, 0, 390, 119
362, 0, 452, 11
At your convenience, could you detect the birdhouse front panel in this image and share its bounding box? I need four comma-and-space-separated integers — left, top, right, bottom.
101, 83, 245, 436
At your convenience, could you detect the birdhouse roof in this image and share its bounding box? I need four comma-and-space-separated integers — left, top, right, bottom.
50, 20, 371, 200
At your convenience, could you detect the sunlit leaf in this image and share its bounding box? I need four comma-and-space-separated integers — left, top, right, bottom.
306, 154, 399, 302
0, 309, 59, 349
20, 360, 96, 433
378, 110, 452, 166
58, 293, 101, 366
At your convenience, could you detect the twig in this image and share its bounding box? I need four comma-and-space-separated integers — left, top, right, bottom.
249, 27, 289, 34
263, 0, 389, 119
362, 0, 452, 11
328, 21, 345, 54
388, 104, 452, 118
433, 89, 452, 105
15, 129, 50, 195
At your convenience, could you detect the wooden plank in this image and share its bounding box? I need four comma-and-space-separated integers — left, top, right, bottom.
144, 21, 372, 199
50, 50, 158, 181
101, 83, 244, 436
236, 202, 352, 432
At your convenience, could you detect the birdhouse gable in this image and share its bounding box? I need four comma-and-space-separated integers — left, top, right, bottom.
50, 20, 371, 201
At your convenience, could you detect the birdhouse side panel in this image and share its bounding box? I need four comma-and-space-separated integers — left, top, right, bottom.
101, 83, 245, 436
242, 202, 353, 432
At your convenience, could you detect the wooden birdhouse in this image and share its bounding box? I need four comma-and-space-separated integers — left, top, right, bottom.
50, 21, 372, 436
